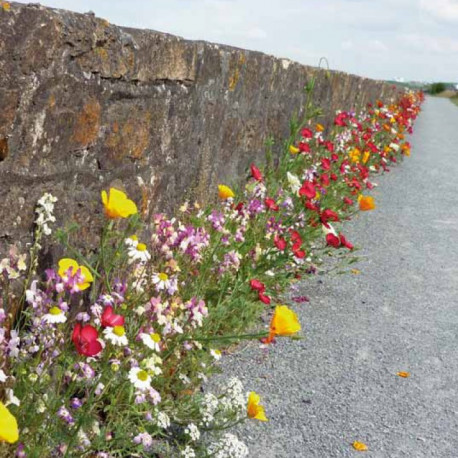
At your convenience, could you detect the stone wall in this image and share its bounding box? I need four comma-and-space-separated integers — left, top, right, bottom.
0, 2, 398, 253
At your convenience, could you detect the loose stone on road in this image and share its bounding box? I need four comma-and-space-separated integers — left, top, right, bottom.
219, 97, 458, 457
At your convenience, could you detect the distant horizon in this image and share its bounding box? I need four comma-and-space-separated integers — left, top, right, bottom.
20, 0, 458, 82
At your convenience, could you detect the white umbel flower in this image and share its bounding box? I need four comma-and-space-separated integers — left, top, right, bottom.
156, 411, 170, 429
184, 423, 200, 442
128, 367, 151, 390
181, 446, 196, 458
207, 433, 248, 458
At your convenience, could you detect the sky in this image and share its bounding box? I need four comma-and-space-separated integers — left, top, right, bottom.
22, 0, 458, 82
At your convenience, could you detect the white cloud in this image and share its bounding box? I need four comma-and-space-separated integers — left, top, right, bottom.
401, 33, 458, 54
420, 0, 458, 23
341, 40, 354, 50
368, 39, 389, 52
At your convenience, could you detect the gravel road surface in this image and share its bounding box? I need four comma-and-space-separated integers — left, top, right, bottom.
217, 96, 458, 457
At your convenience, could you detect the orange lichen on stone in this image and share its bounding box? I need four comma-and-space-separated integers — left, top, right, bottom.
0, 137, 8, 161
95, 47, 109, 61
228, 53, 246, 91
0, 90, 19, 136
48, 94, 56, 108
71, 99, 101, 147
104, 110, 151, 161
1, 2, 11, 12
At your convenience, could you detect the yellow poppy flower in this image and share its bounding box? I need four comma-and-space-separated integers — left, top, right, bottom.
247, 391, 268, 421
349, 148, 361, 163
218, 185, 235, 200
289, 145, 300, 154
58, 258, 94, 290
362, 151, 370, 164
352, 441, 368, 451
270, 305, 301, 337
358, 195, 376, 211
101, 188, 138, 219
0, 401, 18, 444
316, 123, 325, 132
397, 371, 410, 378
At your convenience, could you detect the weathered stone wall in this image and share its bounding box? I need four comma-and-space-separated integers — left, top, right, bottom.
0, 2, 398, 253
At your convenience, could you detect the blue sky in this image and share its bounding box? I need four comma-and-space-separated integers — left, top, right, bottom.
23, 0, 458, 82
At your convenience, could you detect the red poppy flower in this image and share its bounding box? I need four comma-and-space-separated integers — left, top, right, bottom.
298, 142, 311, 153
339, 233, 354, 250
265, 198, 279, 211
101, 306, 125, 328
289, 230, 302, 243
301, 127, 313, 139
343, 197, 354, 206
347, 177, 362, 190
258, 292, 271, 305
326, 142, 335, 153
305, 201, 319, 212
235, 202, 244, 212
321, 158, 331, 170
326, 233, 341, 248
292, 241, 306, 258
340, 160, 349, 174
72, 324, 102, 357
299, 181, 316, 199
250, 279, 265, 292
320, 209, 339, 225
330, 173, 338, 181
320, 174, 330, 187
367, 142, 378, 153
274, 235, 287, 251
250, 163, 263, 181
334, 112, 348, 127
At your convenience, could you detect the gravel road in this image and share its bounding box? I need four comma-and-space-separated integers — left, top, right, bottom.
217, 96, 458, 457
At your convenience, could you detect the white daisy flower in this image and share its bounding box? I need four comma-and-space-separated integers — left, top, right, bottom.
124, 235, 139, 247
0, 369, 7, 382
128, 367, 151, 390
43, 306, 67, 324
128, 241, 151, 264
103, 326, 128, 346
210, 349, 222, 361
140, 332, 161, 352
152, 272, 171, 291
